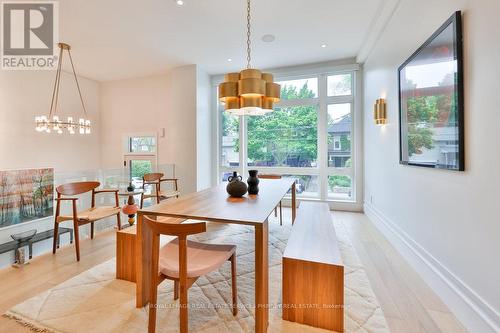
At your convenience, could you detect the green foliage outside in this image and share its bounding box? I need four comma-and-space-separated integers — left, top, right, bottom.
328, 175, 351, 190
340, 135, 351, 152
404, 73, 456, 156
245, 82, 317, 166
131, 161, 152, 179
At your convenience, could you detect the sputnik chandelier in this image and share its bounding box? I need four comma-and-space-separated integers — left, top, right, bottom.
218, 0, 280, 116
35, 43, 91, 134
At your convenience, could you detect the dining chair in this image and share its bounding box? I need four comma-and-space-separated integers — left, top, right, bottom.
53, 181, 121, 261
140, 173, 180, 208
144, 216, 238, 333
258, 174, 283, 225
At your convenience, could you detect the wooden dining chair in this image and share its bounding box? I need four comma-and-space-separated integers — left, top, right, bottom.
140, 173, 180, 208
258, 174, 283, 225
144, 216, 237, 333
53, 181, 121, 261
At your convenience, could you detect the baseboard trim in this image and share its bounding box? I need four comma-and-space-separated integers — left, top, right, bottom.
364, 202, 500, 333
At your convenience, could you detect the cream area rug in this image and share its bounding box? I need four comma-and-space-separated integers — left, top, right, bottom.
4, 217, 389, 333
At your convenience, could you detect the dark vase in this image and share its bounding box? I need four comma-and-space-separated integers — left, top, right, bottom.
247, 170, 259, 195
226, 171, 248, 197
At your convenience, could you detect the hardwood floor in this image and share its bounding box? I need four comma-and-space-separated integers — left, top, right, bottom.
335, 211, 467, 333
0, 229, 117, 333
0, 210, 467, 333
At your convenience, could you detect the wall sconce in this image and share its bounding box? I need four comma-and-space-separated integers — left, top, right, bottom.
374, 98, 387, 125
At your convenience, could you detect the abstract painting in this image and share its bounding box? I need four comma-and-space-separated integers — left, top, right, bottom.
0, 168, 54, 228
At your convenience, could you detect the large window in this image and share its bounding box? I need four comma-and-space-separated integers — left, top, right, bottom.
247, 106, 318, 168
218, 68, 359, 205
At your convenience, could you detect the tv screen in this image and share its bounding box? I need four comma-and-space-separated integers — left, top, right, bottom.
398, 11, 464, 171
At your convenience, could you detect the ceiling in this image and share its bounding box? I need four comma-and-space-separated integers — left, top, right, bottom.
59, 0, 386, 81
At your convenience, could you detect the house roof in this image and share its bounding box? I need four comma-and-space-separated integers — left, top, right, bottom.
328, 114, 351, 134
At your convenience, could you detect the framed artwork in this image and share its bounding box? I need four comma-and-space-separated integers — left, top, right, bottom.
399, 11, 464, 170
0, 168, 54, 228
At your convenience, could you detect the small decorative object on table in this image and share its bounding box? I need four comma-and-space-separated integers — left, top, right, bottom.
118, 189, 142, 226
226, 171, 248, 197
127, 182, 135, 192
247, 169, 259, 194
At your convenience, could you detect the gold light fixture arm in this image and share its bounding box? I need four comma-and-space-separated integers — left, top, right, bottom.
67, 48, 88, 117
48, 45, 64, 119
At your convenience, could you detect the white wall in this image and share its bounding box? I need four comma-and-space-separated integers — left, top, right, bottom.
100, 64, 213, 195
196, 67, 213, 191
0, 70, 101, 266
363, 0, 500, 331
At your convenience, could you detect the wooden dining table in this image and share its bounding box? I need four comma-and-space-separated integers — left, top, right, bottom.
135, 179, 296, 333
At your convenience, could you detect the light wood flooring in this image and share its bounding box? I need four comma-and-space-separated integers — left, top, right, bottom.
0, 210, 467, 333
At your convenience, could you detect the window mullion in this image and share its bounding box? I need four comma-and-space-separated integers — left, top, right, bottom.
318, 74, 328, 201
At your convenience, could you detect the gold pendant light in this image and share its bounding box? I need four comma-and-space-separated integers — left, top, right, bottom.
218, 0, 280, 116
35, 43, 91, 135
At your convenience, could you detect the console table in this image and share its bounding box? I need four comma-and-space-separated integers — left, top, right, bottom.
0, 227, 73, 262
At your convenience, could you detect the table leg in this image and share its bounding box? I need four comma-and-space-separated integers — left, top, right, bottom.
291, 182, 296, 224
136, 213, 152, 308
255, 219, 269, 333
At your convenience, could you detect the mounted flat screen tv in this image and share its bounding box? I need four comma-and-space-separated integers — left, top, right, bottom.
399, 11, 464, 171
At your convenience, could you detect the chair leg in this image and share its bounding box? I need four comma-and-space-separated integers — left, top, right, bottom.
140, 194, 144, 209
174, 280, 179, 300
279, 201, 283, 226
73, 220, 80, 261
230, 254, 238, 316
116, 213, 122, 230
52, 221, 59, 254
90, 222, 94, 239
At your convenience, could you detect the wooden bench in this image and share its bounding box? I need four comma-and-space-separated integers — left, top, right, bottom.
282, 201, 344, 332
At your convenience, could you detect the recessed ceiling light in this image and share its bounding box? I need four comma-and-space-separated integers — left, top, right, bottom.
227, 58, 232, 62
175, 0, 184, 6
262, 34, 276, 43
321, 44, 327, 48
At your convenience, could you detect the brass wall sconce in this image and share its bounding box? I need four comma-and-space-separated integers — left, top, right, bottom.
374, 98, 387, 125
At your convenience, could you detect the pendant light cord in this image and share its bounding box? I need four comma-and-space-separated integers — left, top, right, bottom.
48, 45, 88, 119
48, 46, 64, 118
246, 0, 251, 69
68, 49, 88, 117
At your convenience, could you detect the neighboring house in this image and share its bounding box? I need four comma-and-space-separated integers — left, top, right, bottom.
221, 135, 239, 167
328, 114, 352, 168
408, 126, 459, 168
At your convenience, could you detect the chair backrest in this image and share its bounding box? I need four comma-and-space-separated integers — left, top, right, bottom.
56, 181, 100, 196
143, 215, 206, 237
258, 174, 282, 179
143, 173, 164, 183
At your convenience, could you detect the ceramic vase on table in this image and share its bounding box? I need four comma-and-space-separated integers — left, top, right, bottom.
247, 170, 259, 194
226, 171, 248, 197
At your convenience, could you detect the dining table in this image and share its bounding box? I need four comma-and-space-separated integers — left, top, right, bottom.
135, 178, 296, 333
